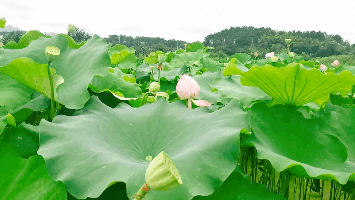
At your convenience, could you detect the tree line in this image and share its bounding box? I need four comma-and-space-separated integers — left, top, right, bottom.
2, 26, 354, 59
203, 26, 355, 58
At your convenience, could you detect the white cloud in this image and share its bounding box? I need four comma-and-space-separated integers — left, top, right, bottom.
0, 0, 354, 44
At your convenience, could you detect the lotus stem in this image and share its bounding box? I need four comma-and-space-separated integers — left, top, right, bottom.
133, 183, 150, 200
187, 99, 192, 109
47, 61, 55, 122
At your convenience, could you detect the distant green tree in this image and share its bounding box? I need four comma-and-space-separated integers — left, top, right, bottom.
67, 26, 91, 43
2, 31, 25, 45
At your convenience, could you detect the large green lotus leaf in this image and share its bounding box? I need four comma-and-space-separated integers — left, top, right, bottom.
61, 34, 86, 49
89, 73, 142, 99
223, 58, 242, 76
144, 51, 165, 65
153, 68, 181, 81
243, 102, 355, 184
0, 106, 7, 133
17, 30, 49, 48
0, 141, 67, 200
111, 50, 136, 67
319, 106, 355, 163
186, 42, 205, 52
335, 65, 355, 75
232, 53, 251, 64
0, 58, 63, 101
211, 75, 272, 107
191, 72, 226, 105
241, 63, 355, 106
0, 73, 33, 112
2, 30, 47, 49
169, 50, 208, 69
52, 35, 111, 109
0, 34, 69, 65
108, 44, 135, 57
193, 165, 285, 200
200, 57, 223, 72
3, 123, 39, 158
38, 96, 249, 199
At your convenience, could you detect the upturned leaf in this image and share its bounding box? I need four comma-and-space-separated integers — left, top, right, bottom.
240, 63, 355, 106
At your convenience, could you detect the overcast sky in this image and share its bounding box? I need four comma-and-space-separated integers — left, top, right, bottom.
1, 0, 355, 44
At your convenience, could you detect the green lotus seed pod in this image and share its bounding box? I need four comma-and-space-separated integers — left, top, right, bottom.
145, 151, 182, 191
288, 52, 295, 58
149, 82, 160, 92
285, 39, 291, 44
45, 46, 60, 62
271, 56, 278, 62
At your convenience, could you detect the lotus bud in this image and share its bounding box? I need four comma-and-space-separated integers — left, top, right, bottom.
67, 24, 76, 33
331, 60, 340, 67
288, 52, 295, 58
271, 56, 278, 62
265, 52, 274, 58
145, 151, 182, 191
45, 46, 60, 62
149, 82, 160, 92
285, 39, 291, 44
176, 74, 200, 100
320, 64, 327, 72
0, 18, 6, 29
254, 52, 258, 57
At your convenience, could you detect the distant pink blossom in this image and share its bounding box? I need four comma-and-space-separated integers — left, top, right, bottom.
320, 64, 327, 72
176, 74, 200, 100
331, 60, 340, 67
265, 52, 274, 58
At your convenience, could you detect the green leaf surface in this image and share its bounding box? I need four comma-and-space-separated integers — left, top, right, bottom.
4, 123, 39, 158
232, 53, 251, 64
335, 65, 355, 75
193, 165, 285, 200
200, 57, 223, 72
243, 103, 355, 184
169, 50, 208, 69
52, 35, 111, 109
186, 42, 205, 52
223, 58, 242, 76
0, 58, 63, 101
0, 73, 33, 112
211, 76, 272, 107
241, 64, 355, 106
153, 68, 181, 82
18, 30, 49, 48
0, 34, 68, 66
61, 34, 86, 49
89, 73, 142, 99
0, 141, 67, 200
191, 72, 226, 105
38, 97, 249, 199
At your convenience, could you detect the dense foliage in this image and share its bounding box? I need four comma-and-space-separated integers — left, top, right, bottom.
204, 26, 355, 58
1, 20, 355, 200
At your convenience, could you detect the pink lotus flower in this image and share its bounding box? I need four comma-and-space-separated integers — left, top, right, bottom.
320, 64, 327, 72
176, 74, 200, 100
176, 74, 212, 109
331, 60, 340, 67
265, 52, 274, 58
